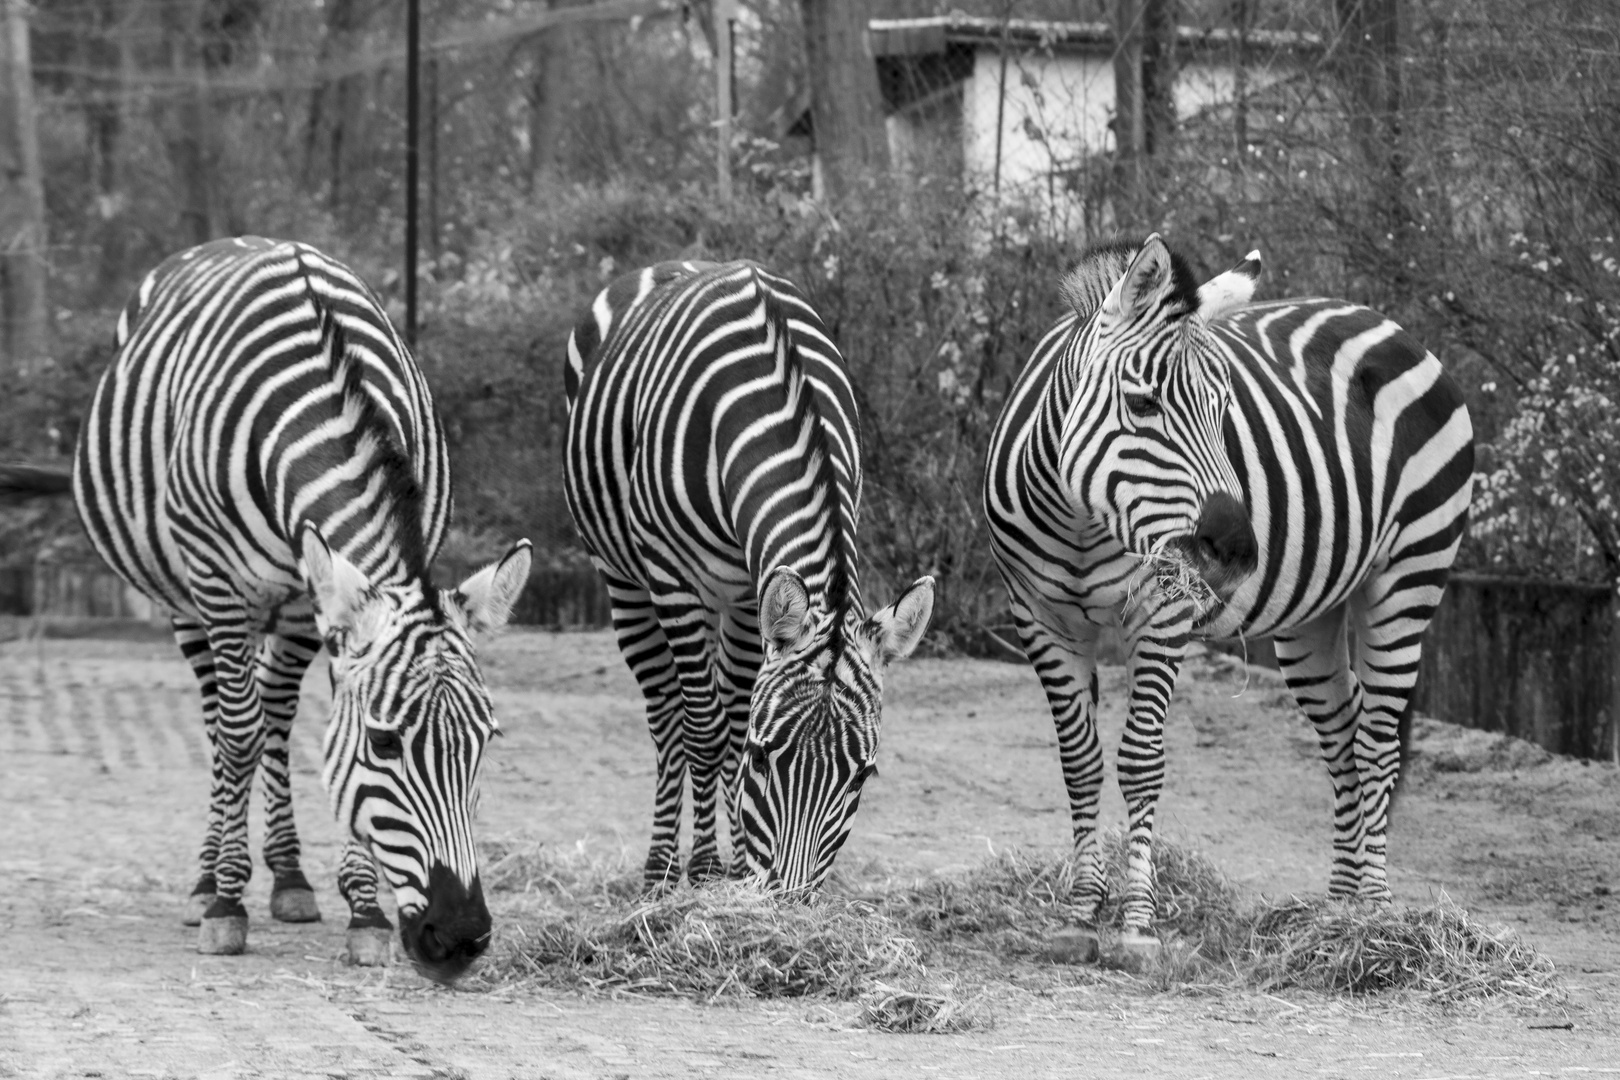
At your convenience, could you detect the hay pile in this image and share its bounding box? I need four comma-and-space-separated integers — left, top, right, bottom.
873, 832, 1558, 1001
495, 882, 925, 999
474, 836, 1559, 1010
476, 843, 979, 1027
1240, 895, 1559, 1001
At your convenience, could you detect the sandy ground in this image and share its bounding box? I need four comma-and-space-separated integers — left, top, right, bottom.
2, 625, 1619, 1079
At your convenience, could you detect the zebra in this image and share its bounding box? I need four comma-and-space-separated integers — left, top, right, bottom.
983, 233, 1474, 950
564, 260, 935, 892
0, 237, 531, 981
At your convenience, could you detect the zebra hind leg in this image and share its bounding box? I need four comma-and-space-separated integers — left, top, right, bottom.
257, 633, 322, 923
1273, 609, 1367, 900
338, 840, 393, 965
1344, 575, 1441, 905
172, 616, 223, 928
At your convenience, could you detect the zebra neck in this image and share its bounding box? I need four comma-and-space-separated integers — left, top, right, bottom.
750, 521, 863, 618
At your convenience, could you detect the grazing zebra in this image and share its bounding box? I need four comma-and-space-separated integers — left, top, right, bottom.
984, 234, 1473, 946
564, 260, 934, 892
0, 237, 530, 981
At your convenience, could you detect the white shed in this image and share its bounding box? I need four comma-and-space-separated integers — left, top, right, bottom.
789, 15, 1321, 229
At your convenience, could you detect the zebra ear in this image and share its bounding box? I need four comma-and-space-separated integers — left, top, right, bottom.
760, 565, 814, 653
455, 539, 533, 634
1102, 233, 1172, 320
862, 576, 935, 665
299, 524, 374, 634
1196, 250, 1262, 322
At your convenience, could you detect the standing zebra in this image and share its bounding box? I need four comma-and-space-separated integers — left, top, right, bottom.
1, 237, 530, 981
564, 260, 934, 892
984, 234, 1473, 950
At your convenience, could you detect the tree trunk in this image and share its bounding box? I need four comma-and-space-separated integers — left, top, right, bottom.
800, 0, 889, 203
0, 0, 48, 372
526, 1, 573, 190
1141, 0, 1178, 157
305, 0, 369, 212
1113, 0, 1145, 189
1332, 0, 1408, 288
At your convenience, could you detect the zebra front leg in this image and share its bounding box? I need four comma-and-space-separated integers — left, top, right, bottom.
1116, 618, 1192, 953
338, 840, 393, 965
603, 575, 687, 892
716, 607, 762, 879
172, 616, 223, 927
1274, 610, 1368, 899
194, 627, 269, 955
1014, 606, 1108, 927
257, 633, 322, 923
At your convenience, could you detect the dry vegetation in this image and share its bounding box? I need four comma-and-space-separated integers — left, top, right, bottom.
471, 831, 1562, 1029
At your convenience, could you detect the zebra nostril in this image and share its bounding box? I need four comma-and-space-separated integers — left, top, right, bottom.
417, 923, 447, 963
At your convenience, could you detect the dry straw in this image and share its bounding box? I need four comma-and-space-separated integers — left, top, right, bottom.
474, 834, 1559, 1009
475, 841, 978, 1029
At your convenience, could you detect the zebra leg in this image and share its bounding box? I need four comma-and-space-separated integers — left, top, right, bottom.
172, 615, 223, 927
193, 622, 270, 955
1345, 570, 1442, 904
604, 574, 688, 893
660, 601, 729, 887
256, 633, 322, 923
1116, 616, 1192, 942
338, 839, 393, 966
1012, 602, 1108, 924
1274, 609, 1367, 899
715, 606, 763, 879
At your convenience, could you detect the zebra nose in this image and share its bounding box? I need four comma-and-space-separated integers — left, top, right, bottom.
1192, 492, 1257, 580
399, 866, 491, 983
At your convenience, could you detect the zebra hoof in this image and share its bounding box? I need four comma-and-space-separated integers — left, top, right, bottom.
182, 891, 215, 928
270, 871, 322, 923
197, 915, 248, 955
1041, 926, 1101, 965
270, 888, 321, 923
345, 926, 394, 967
1109, 929, 1162, 973
182, 874, 218, 927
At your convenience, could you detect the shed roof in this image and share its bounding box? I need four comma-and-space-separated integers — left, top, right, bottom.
867, 15, 1324, 59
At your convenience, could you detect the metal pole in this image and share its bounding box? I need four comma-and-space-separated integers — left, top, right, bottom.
716, 0, 735, 202
405, 0, 420, 346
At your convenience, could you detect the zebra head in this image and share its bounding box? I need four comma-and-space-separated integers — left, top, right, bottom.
300, 525, 532, 981
1058, 234, 1261, 602
734, 566, 934, 891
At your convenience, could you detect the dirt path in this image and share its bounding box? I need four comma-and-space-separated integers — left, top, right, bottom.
3, 628, 1620, 1078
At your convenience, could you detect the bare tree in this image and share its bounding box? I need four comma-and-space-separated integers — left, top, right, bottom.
800, 0, 889, 202
0, 0, 47, 371
1113, 0, 1177, 192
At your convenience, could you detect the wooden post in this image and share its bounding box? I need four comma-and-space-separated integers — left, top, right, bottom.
1611, 597, 1620, 765
715, 0, 736, 202
404, 0, 420, 345
0, 0, 47, 373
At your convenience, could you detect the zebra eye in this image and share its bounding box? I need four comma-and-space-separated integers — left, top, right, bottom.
1124, 391, 1162, 418
367, 726, 403, 760
324, 631, 346, 656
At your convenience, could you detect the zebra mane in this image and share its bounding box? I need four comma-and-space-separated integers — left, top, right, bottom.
315, 304, 437, 597
1059, 235, 1201, 321
753, 268, 857, 624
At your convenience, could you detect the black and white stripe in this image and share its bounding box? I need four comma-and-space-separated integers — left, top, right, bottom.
46, 237, 530, 980
984, 234, 1474, 935
564, 260, 933, 892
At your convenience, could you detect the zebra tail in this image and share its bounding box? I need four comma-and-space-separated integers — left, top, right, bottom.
0, 463, 73, 505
